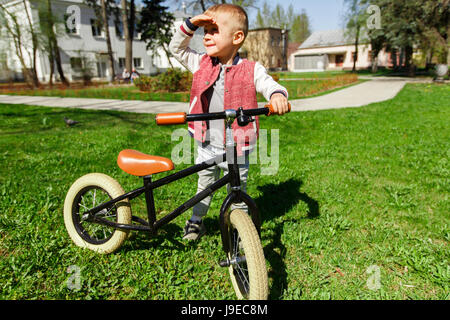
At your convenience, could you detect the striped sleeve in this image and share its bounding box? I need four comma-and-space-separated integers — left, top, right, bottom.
180, 19, 198, 37
254, 62, 289, 101
168, 19, 203, 74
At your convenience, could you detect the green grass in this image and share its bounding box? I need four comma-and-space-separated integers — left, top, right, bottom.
2, 86, 192, 103
1, 73, 360, 102
276, 70, 349, 79
0, 83, 449, 299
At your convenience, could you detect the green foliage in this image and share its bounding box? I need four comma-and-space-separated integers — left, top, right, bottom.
254, 2, 311, 43
362, 0, 450, 66
138, 0, 174, 52
133, 68, 193, 92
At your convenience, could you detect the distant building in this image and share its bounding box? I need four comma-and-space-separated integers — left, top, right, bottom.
289, 29, 391, 72
241, 28, 289, 71
0, 0, 154, 82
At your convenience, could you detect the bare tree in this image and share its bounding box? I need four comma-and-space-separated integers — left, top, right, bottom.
101, 0, 115, 82
120, 0, 135, 73
0, 2, 40, 87
343, 0, 368, 72
85, 0, 117, 83
39, 0, 69, 86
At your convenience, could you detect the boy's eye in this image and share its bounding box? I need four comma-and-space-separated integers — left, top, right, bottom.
205, 27, 218, 34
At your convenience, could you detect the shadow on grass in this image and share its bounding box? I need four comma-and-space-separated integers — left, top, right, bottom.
116, 177, 320, 300
123, 223, 185, 252
254, 178, 320, 299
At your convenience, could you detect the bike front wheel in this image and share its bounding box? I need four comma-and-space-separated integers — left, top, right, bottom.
227, 209, 268, 300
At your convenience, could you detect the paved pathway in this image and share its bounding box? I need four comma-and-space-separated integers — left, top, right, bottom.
0, 77, 415, 114
289, 78, 407, 111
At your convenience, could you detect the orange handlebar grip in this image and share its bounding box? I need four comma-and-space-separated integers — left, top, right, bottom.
155, 112, 187, 125
266, 103, 291, 116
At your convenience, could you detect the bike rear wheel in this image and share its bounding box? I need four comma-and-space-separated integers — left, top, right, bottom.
63, 173, 132, 254
227, 209, 268, 300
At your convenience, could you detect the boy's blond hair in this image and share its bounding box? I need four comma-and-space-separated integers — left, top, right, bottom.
205, 4, 249, 38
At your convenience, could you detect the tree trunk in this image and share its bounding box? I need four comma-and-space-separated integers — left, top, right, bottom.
47, 38, 54, 87
0, 4, 33, 87
405, 45, 415, 77
200, 0, 206, 11
371, 54, 378, 73
162, 45, 174, 68
46, 0, 69, 86
101, 0, 115, 83
121, 0, 132, 72
22, 0, 40, 87
352, 25, 360, 72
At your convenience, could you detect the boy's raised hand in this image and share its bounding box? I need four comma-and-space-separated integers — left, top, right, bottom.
269, 93, 290, 115
190, 14, 216, 27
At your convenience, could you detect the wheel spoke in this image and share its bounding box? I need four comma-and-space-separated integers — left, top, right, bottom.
75, 187, 115, 243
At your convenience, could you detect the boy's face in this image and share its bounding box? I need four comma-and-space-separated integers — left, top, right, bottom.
203, 12, 241, 59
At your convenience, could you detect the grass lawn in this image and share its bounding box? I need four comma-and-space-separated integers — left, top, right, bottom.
0, 83, 448, 299
1, 73, 359, 102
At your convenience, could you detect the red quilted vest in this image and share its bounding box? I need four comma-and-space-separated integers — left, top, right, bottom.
188, 55, 259, 156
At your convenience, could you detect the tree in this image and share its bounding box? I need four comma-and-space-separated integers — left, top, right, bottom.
101, 0, 115, 82
290, 9, 311, 44
343, 0, 369, 72
38, 0, 69, 86
254, 2, 311, 44
367, 27, 386, 73
138, 0, 175, 68
85, 0, 117, 83
120, 0, 136, 73
174, 0, 259, 15
0, 1, 40, 87
416, 0, 449, 65
362, 0, 449, 76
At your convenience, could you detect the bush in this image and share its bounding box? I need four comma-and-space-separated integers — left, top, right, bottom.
134, 68, 192, 92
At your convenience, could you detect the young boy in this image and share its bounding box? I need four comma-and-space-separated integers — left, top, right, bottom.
169, 4, 289, 241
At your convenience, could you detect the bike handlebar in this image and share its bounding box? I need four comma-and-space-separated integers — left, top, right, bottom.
155, 104, 291, 126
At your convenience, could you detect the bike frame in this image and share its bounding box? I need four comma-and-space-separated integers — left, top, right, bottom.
83, 110, 261, 254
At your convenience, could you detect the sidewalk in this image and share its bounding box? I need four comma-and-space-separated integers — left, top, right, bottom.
289, 79, 407, 111
0, 78, 410, 114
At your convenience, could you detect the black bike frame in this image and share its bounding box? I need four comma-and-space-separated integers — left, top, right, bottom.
84, 143, 260, 252
83, 107, 265, 253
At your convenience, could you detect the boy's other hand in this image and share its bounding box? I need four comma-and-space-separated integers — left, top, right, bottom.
269, 93, 289, 115
190, 14, 216, 27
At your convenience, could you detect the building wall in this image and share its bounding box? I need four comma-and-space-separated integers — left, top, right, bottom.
42, 0, 154, 81
241, 28, 288, 71
289, 44, 390, 72
151, 15, 205, 73
1, 0, 155, 82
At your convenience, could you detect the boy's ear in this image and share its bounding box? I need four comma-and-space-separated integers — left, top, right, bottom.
233, 30, 245, 46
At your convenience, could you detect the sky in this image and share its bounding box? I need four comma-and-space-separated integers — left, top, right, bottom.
259, 0, 347, 32
158, 0, 347, 32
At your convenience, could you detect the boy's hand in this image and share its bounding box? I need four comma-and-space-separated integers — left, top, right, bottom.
190, 14, 216, 27
269, 93, 289, 115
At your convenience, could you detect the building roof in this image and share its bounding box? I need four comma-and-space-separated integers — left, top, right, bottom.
299, 29, 368, 49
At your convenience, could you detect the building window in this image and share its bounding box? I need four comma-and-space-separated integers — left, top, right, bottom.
133, 58, 142, 69
115, 21, 123, 38
119, 58, 126, 69
70, 57, 82, 71
91, 19, 103, 37
335, 54, 344, 67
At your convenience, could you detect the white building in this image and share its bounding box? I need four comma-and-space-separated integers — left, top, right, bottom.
0, 0, 173, 82
151, 9, 205, 72
289, 29, 390, 72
